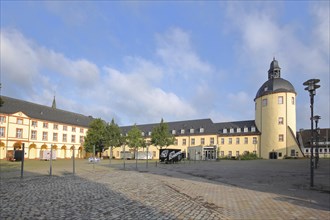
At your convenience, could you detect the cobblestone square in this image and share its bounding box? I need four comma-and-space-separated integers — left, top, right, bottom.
1, 159, 329, 219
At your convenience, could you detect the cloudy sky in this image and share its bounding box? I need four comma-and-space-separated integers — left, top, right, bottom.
1, 1, 329, 130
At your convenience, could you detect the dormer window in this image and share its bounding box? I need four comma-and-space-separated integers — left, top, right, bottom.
141, 132, 145, 136
223, 128, 227, 134
148, 131, 152, 136
200, 127, 204, 133
251, 126, 256, 132
230, 128, 234, 133
237, 128, 241, 133
181, 129, 185, 134
244, 127, 248, 132
190, 128, 194, 134
172, 130, 176, 135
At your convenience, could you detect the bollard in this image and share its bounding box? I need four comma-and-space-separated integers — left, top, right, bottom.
20, 143, 25, 178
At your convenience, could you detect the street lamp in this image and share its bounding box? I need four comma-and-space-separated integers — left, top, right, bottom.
313, 115, 321, 169
303, 78, 320, 187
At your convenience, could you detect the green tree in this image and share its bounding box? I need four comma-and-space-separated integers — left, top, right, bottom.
151, 118, 174, 149
0, 83, 4, 107
105, 118, 122, 161
127, 124, 143, 169
84, 118, 106, 157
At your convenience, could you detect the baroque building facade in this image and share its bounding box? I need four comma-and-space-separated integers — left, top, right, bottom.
1, 59, 311, 160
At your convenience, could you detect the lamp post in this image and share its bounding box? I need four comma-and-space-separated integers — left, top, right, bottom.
313, 115, 321, 169
303, 79, 320, 187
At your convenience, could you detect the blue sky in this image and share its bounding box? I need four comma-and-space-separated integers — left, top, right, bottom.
1, 1, 329, 130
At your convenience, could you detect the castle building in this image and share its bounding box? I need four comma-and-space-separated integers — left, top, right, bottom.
0, 96, 93, 159
0, 59, 313, 160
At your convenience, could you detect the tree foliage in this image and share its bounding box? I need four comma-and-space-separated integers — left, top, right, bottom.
84, 118, 106, 154
127, 124, 144, 150
105, 118, 122, 148
151, 118, 174, 149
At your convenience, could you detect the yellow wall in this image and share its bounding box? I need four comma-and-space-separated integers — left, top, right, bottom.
255, 92, 297, 158
0, 112, 88, 160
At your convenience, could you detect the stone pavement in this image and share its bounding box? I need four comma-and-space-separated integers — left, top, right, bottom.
1, 159, 329, 219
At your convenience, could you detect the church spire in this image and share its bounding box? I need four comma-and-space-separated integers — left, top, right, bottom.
52, 96, 56, 109
268, 57, 281, 79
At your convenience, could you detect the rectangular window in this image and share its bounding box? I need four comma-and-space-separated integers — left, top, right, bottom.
17, 118, 23, 124
278, 96, 284, 104
220, 151, 224, 157
172, 130, 176, 135
190, 128, 194, 134
253, 137, 257, 144
221, 138, 224, 145
228, 138, 232, 144
181, 129, 185, 134
291, 97, 295, 105
32, 120, 37, 127
244, 127, 248, 132
251, 126, 256, 132
230, 128, 234, 133
201, 138, 205, 145
31, 130, 37, 140
16, 128, 23, 138
71, 135, 76, 143
72, 127, 76, 132
223, 128, 227, 134
244, 137, 248, 144
63, 134, 67, 142
63, 125, 67, 131
0, 116, 5, 123
191, 138, 195, 145
53, 133, 58, 142
53, 124, 58, 130
290, 149, 295, 157
228, 151, 232, 157
80, 136, 84, 143
236, 138, 240, 144
210, 137, 214, 145
236, 151, 240, 157
174, 139, 178, 145
43, 122, 48, 128
80, 128, 84, 133
200, 128, 204, 133
182, 139, 186, 145
42, 132, 48, 141
0, 127, 5, 137
278, 117, 284, 125
262, 98, 268, 107
237, 128, 241, 133
279, 134, 284, 142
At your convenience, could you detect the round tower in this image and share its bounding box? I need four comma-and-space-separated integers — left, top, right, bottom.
255, 58, 298, 159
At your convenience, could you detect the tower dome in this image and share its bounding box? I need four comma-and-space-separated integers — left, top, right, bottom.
255, 58, 296, 100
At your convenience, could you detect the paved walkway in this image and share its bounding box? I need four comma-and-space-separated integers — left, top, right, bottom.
1, 159, 329, 219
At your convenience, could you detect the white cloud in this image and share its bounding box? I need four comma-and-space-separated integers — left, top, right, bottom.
1, 29, 40, 87
156, 27, 213, 78
103, 65, 197, 124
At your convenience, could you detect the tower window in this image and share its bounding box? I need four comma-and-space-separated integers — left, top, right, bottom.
279, 134, 284, 142
291, 97, 295, 105
262, 99, 268, 107
278, 117, 284, 125
278, 96, 283, 104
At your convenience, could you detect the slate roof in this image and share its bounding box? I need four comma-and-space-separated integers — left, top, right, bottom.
214, 120, 260, 136
255, 78, 296, 100
0, 96, 94, 127
297, 128, 330, 147
121, 119, 259, 137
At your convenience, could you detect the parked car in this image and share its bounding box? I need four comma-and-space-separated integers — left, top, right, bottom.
88, 157, 100, 163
